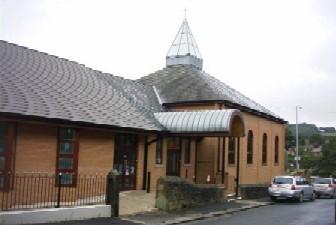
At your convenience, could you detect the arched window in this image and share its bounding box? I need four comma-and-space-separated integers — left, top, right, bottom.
274, 136, 279, 164
247, 130, 253, 164
262, 133, 267, 165
228, 137, 235, 164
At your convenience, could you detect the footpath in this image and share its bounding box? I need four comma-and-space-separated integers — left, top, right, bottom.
120, 198, 273, 225
24, 191, 273, 225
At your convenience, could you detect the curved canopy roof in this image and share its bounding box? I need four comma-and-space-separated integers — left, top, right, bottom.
154, 109, 245, 137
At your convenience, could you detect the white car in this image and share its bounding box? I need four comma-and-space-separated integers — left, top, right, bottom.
313, 177, 336, 199
268, 175, 315, 203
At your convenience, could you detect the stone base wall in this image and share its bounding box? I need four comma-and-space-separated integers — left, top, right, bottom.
239, 184, 269, 199
155, 176, 227, 211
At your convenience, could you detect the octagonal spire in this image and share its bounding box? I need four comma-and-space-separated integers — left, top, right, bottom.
166, 19, 203, 70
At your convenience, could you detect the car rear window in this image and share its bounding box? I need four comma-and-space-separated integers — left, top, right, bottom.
273, 178, 293, 184
314, 178, 331, 184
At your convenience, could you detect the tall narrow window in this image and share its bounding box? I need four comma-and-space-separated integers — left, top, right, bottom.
274, 136, 279, 165
262, 133, 267, 165
184, 138, 191, 164
57, 128, 79, 186
0, 121, 16, 191
247, 131, 253, 164
228, 137, 235, 164
155, 138, 163, 164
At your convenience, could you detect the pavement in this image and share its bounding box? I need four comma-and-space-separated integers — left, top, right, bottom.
26, 191, 274, 225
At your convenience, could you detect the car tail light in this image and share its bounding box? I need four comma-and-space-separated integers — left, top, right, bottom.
291, 185, 296, 190
269, 183, 272, 187
328, 183, 333, 188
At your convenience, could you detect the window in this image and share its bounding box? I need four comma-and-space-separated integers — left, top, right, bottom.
274, 136, 279, 164
155, 138, 163, 164
247, 131, 253, 164
0, 121, 16, 191
262, 133, 267, 165
56, 128, 79, 186
167, 137, 180, 149
184, 138, 191, 164
228, 137, 235, 164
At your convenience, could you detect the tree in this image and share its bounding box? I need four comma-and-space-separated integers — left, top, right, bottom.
316, 136, 336, 176
285, 128, 295, 149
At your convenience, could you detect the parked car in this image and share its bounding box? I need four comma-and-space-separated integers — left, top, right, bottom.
268, 175, 315, 203
313, 177, 336, 199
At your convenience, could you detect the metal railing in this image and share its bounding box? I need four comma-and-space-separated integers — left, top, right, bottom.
0, 172, 108, 211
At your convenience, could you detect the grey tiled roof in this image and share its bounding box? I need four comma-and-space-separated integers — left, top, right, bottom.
138, 65, 284, 121
0, 40, 164, 131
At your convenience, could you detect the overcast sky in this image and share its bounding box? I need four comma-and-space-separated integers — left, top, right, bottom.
1, 0, 336, 128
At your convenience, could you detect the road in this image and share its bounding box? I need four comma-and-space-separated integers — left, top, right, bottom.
188, 198, 335, 225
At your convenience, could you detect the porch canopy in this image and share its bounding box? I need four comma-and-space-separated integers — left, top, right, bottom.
154, 109, 245, 137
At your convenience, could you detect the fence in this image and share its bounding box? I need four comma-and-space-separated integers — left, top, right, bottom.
0, 172, 108, 211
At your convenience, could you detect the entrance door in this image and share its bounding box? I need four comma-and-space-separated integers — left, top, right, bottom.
166, 137, 181, 176
113, 134, 138, 190
167, 149, 181, 176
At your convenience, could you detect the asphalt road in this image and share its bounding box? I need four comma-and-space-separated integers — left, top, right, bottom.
188, 198, 335, 225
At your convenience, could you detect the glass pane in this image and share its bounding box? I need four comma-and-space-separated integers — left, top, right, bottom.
156, 139, 162, 164
0, 122, 8, 136
0, 140, 5, 152
59, 142, 74, 154
60, 173, 73, 185
0, 175, 3, 188
59, 158, 73, 169
60, 128, 75, 140
167, 137, 180, 149
0, 157, 5, 170
124, 177, 134, 188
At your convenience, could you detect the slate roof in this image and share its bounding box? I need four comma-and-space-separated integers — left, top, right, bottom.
0, 40, 164, 131
138, 65, 285, 122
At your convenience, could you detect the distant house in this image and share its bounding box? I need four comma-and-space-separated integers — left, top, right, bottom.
311, 146, 322, 155
0, 19, 286, 202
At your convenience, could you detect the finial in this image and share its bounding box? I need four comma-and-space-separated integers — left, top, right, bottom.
184, 8, 187, 20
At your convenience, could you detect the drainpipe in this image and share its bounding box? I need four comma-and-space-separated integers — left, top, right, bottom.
142, 136, 158, 190
235, 137, 240, 197
221, 137, 226, 184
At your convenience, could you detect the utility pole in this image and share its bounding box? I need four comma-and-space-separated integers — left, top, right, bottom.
295, 106, 302, 175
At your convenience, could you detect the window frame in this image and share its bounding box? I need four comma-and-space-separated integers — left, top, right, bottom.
228, 137, 235, 165
56, 128, 79, 187
262, 133, 267, 165
155, 138, 163, 164
184, 138, 191, 164
247, 130, 253, 164
0, 121, 16, 191
274, 136, 279, 165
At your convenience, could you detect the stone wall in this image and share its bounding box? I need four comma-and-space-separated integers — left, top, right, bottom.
155, 176, 227, 211
239, 184, 269, 199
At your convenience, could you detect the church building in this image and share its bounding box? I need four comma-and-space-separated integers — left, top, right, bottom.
0, 18, 286, 204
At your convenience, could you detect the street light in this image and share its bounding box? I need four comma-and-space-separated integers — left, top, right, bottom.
295, 106, 302, 175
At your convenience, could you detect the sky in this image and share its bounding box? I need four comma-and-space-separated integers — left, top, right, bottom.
1, 0, 336, 128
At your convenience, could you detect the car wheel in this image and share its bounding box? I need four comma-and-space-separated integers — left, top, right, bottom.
310, 192, 316, 201
297, 193, 303, 203
270, 196, 277, 202
316, 194, 321, 199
